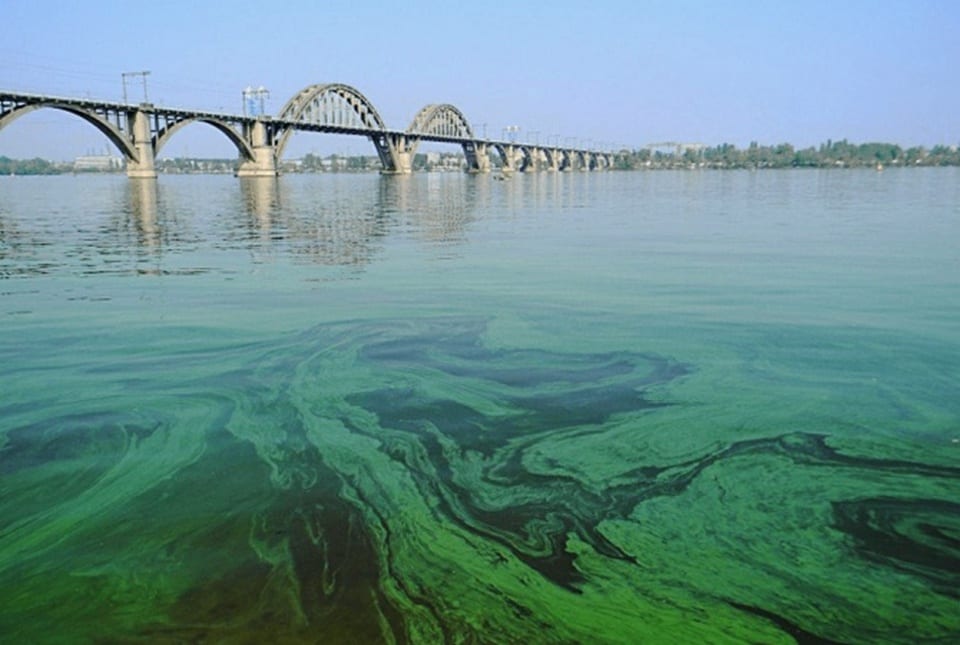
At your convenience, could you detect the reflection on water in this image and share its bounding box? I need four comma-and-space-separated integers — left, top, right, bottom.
0, 172, 616, 280
239, 176, 280, 225
1, 174, 480, 277
0, 170, 958, 643
127, 178, 159, 249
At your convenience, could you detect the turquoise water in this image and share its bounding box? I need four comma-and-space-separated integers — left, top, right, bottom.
1, 170, 958, 643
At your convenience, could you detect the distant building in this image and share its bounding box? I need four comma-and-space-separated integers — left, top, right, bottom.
74, 155, 123, 172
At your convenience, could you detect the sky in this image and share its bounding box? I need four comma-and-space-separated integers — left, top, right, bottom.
1, 0, 958, 160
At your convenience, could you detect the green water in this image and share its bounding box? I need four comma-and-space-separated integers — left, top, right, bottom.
1, 170, 957, 643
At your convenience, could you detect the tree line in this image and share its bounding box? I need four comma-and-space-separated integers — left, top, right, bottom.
614, 140, 960, 170
4, 140, 960, 175
0, 156, 61, 175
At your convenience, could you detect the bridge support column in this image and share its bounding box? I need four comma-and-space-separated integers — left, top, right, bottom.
236, 120, 278, 177
372, 133, 413, 174
463, 141, 491, 173
126, 110, 157, 179
546, 149, 561, 172
524, 147, 545, 173
496, 144, 526, 173
538, 147, 553, 172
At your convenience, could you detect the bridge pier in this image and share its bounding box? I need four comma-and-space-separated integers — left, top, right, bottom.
545, 148, 561, 172
576, 151, 588, 171
236, 120, 278, 177
537, 147, 554, 172
520, 147, 535, 172
524, 147, 541, 172
126, 110, 157, 179
371, 133, 413, 174
495, 144, 527, 173
463, 141, 491, 173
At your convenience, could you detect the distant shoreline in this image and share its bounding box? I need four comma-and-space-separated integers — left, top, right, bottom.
3, 165, 959, 177
3, 164, 959, 177
3, 139, 959, 176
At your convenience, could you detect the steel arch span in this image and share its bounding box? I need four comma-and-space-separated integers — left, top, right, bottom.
404, 103, 481, 171
274, 83, 387, 159
406, 104, 474, 139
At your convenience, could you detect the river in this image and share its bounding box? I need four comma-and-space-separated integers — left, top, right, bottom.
1, 169, 958, 643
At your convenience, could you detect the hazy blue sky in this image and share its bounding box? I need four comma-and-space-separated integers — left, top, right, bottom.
1, 0, 958, 159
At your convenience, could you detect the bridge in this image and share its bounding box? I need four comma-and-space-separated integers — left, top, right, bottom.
0, 84, 615, 179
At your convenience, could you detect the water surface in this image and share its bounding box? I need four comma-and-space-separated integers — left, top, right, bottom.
1, 170, 958, 643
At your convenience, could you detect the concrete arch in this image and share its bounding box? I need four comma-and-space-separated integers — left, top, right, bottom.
154, 117, 255, 160
517, 145, 537, 171
491, 143, 531, 172
553, 149, 572, 171
274, 83, 386, 160
575, 150, 588, 170
544, 148, 565, 171
406, 104, 474, 139
0, 102, 138, 160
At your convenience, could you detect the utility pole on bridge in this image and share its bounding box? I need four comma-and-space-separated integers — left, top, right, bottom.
121, 71, 151, 105
242, 86, 270, 117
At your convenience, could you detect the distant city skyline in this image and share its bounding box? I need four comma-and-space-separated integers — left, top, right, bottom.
1, 0, 958, 160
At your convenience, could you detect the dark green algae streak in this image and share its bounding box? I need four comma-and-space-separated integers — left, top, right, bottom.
1, 317, 957, 643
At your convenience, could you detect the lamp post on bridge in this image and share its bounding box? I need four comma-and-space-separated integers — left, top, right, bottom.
503, 125, 519, 143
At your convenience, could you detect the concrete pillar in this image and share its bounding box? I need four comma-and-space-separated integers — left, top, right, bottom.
391, 144, 413, 175
125, 110, 157, 179
236, 120, 278, 177
546, 149, 560, 172
503, 145, 525, 173
524, 147, 546, 172
394, 134, 413, 174
494, 145, 511, 173
463, 141, 491, 173
372, 134, 412, 174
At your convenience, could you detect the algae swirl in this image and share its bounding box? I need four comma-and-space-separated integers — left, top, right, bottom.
1, 316, 958, 643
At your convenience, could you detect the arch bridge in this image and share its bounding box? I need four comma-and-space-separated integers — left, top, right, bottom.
0, 86, 614, 178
